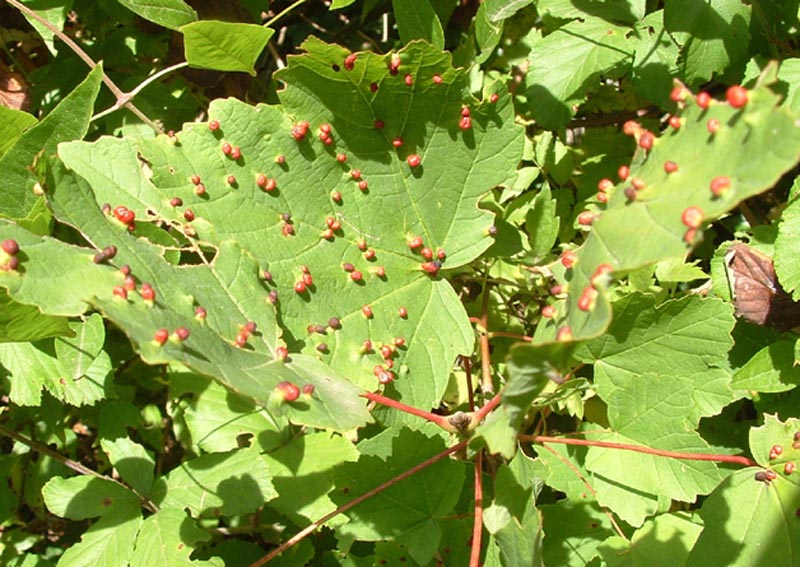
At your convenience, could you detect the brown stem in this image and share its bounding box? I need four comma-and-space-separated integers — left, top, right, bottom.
521, 435, 758, 467
469, 450, 484, 567
0, 423, 159, 514
360, 391, 456, 432
464, 357, 475, 412
248, 439, 470, 566
5, 0, 163, 134
488, 331, 533, 342
477, 283, 494, 394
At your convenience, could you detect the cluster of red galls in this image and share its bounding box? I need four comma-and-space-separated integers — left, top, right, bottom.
1, 239, 20, 271
408, 236, 446, 276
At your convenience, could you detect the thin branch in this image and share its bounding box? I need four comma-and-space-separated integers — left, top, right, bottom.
264, 0, 306, 28
0, 423, 159, 514
247, 439, 470, 567
488, 331, 532, 342
92, 61, 189, 122
5, 0, 163, 134
361, 391, 455, 431
470, 392, 501, 428
469, 450, 484, 567
539, 444, 627, 540
477, 279, 494, 394
521, 435, 759, 467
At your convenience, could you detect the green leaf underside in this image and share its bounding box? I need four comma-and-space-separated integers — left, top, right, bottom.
2, 38, 524, 418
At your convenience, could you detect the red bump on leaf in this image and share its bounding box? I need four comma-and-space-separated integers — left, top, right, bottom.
275, 154, 285, 164
190, 175, 201, 185
170, 197, 183, 207
350, 270, 363, 282
408, 236, 423, 250
337, 153, 347, 163
113, 286, 128, 300
227, 175, 237, 186
624, 187, 638, 202
631, 177, 646, 190
707, 118, 720, 134
561, 250, 577, 268
2, 239, 19, 255
362, 305, 373, 318
617, 165, 630, 181
140, 283, 155, 302
364, 249, 376, 260
459, 116, 472, 130
577, 287, 598, 311
638, 130, 655, 150
350, 169, 362, 180
344, 53, 357, 70
361, 339, 373, 353
394, 337, 405, 347
195, 184, 206, 196
668, 115, 682, 129
154, 328, 169, 345
357, 240, 368, 251
710, 176, 731, 197
221, 142, 232, 155
785, 462, 796, 475
407, 154, 421, 168
556, 326, 573, 342
664, 161, 679, 174
399, 307, 408, 318
342, 262, 355, 272
490, 93, 499, 103
174, 327, 190, 341
421, 260, 441, 275
294, 281, 307, 294
332, 191, 342, 202
302, 383, 315, 396
374, 120, 384, 129
195, 306, 207, 320
370, 82, 379, 92
597, 178, 613, 192
208, 120, 220, 131
404, 74, 413, 86
726, 85, 748, 108
184, 209, 195, 222
541, 305, 556, 318
420, 247, 433, 260
670, 86, 687, 102
681, 207, 703, 229
696, 91, 711, 109
276, 381, 300, 401
622, 120, 641, 136
432, 74, 442, 84
302, 273, 313, 286
577, 211, 596, 226
392, 137, 403, 148
358, 180, 368, 191
276, 346, 289, 361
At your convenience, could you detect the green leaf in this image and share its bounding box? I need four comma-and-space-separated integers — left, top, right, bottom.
579, 294, 737, 424
117, 0, 197, 31
748, 413, 800, 467
0, 314, 113, 406
484, 0, 533, 23
332, 428, 467, 565
0, 288, 71, 342
483, 454, 543, 566
181, 21, 274, 75
686, 466, 800, 567
100, 438, 155, 496
474, 2, 503, 63
130, 509, 222, 567
732, 339, 800, 393
664, 0, 751, 85
525, 184, 559, 258
48, 38, 522, 412
172, 371, 286, 453
0, 65, 102, 220
525, 17, 633, 129
631, 11, 681, 109
262, 431, 359, 525
151, 448, 276, 517
535, 0, 644, 23
55, 504, 142, 567
598, 512, 703, 567
541, 501, 616, 567
42, 476, 140, 520
20, 0, 74, 55
775, 194, 800, 299
392, 0, 444, 50
549, 85, 800, 343
0, 107, 37, 157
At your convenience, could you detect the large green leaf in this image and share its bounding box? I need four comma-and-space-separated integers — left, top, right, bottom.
45, 38, 522, 415
130, 509, 222, 567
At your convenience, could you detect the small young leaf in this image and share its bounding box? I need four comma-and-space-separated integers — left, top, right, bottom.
181, 21, 274, 75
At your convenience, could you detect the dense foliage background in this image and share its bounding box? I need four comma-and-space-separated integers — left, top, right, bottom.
1, 1, 799, 566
